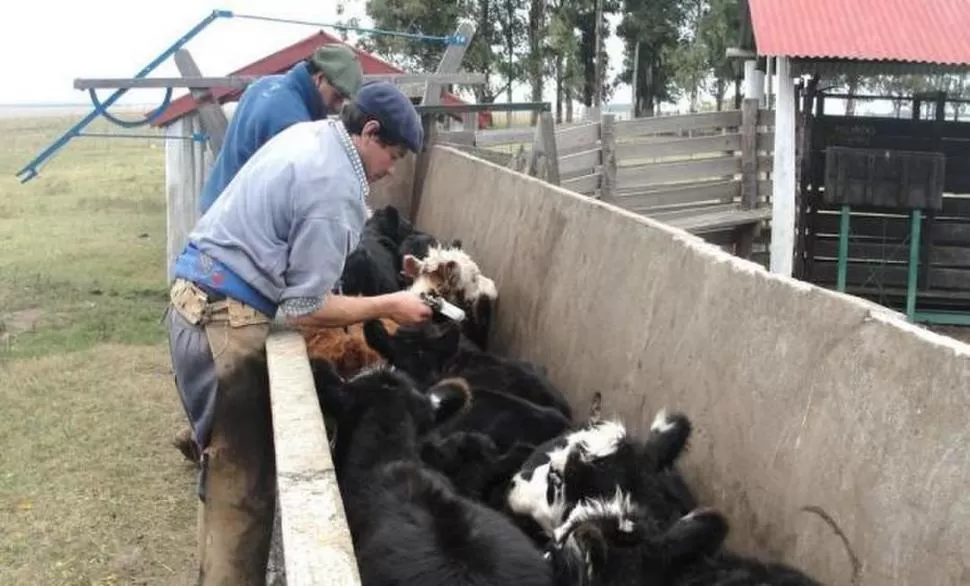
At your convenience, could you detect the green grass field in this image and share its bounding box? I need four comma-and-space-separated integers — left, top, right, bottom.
0, 114, 197, 585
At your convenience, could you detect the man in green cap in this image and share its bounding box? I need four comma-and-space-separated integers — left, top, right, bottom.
197, 43, 364, 214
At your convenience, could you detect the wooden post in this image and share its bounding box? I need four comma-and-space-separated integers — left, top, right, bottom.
266, 328, 362, 585
422, 22, 476, 109
524, 112, 559, 183
173, 49, 229, 156
410, 115, 438, 223
599, 114, 617, 202
736, 99, 760, 257
165, 115, 206, 282
769, 56, 797, 276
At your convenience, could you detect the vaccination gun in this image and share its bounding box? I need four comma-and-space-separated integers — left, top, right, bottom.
419, 292, 466, 322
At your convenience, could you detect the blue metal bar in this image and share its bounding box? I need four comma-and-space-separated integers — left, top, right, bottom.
229, 12, 467, 44
15, 9, 230, 183
76, 132, 208, 141
16, 8, 468, 184
87, 87, 174, 128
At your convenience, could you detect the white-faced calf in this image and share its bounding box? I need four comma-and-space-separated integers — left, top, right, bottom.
402, 241, 498, 349
548, 492, 823, 586
506, 409, 698, 544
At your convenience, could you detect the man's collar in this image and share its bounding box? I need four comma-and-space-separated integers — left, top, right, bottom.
331, 119, 371, 213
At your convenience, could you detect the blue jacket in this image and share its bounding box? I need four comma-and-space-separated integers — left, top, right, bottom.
198, 61, 327, 214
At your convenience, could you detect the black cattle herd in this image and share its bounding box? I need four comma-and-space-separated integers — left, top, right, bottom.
235, 206, 826, 585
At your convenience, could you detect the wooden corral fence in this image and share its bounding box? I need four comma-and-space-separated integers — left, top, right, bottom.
439, 102, 777, 259
607, 104, 776, 257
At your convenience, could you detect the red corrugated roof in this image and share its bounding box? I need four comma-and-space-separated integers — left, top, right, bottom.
748, 0, 970, 65
151, 30, 485, 128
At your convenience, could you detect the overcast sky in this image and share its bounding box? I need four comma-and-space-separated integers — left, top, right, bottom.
0, 0, 630, 106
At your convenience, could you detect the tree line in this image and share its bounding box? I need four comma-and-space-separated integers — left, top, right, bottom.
333, 1, 970, 123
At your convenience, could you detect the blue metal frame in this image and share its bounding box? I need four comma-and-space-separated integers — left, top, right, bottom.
16, 9, 467, 184
16, 10, 230, 183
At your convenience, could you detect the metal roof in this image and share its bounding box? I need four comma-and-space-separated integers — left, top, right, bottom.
748, 0, 970, 66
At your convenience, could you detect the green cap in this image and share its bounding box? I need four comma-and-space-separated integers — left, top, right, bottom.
311, 44, 364, 98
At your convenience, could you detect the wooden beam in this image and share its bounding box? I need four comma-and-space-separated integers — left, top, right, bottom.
74, 72, 488, 90
415, 102, 550, 115
540, 111, 561, 185
770, 56, 797, 276
599, 114, 617, 202
266, 328, 362, 586
422, 22, 477, 109
173, 49, 229, 155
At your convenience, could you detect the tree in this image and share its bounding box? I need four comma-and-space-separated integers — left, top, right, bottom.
698, 0, 741, 110
615, 0, 682, 117
547, 2, 585, 122
363, 0, 508, 103
494, 0, 528, 122
571, 0, 620, 108
525, 0, 550, 124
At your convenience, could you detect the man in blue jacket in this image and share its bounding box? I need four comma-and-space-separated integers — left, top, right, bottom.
198, 43, 364, 214
167, 81, 432, 584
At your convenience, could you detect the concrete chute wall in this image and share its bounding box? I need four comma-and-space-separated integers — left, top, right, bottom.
413, 146, 970, 586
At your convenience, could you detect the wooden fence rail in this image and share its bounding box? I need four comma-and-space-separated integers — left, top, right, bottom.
265, 327, 362, 586
434, 104, 775, 259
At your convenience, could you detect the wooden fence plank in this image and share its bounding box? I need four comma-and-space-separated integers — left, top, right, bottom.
266, 329, 362, 586
618, 156, 742, 189
617, 180, 740, 211
666, 206, 772, 233
615, 111, 743, 139
616, 133, 742, 161
440, 143, 512, 166
437, 131, 476, 145
649, 202, 741, 222
758, 109, 776, 126
561, 171, 601, 195
559, 148, 602, 176
475, 128, 536, 146
757, 132, 775, 151
557, 122, 602, 152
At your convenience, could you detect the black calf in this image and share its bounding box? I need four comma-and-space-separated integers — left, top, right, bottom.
319, 365, 555, 586
364, 319, 573, 420
549, 497, 822, 586
339, 205, 439, 296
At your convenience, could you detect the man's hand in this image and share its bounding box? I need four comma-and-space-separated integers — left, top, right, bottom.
383, 290, 433, 326
285, 291, 432, 329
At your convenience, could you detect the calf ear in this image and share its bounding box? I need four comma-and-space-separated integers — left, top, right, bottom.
649, 508, 728, 568
308, 358, 349, 418
362, 319, 396, 363
402, 254, 423, 278
640, 409, 692, 471
571, 522, 609, 575
451, 238, 463, 249
382, 205, 400, 231
427, 377, 472, 424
